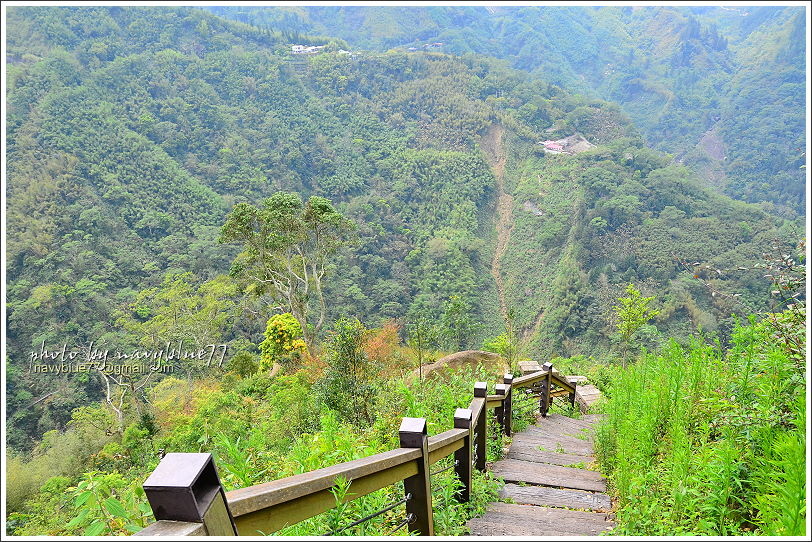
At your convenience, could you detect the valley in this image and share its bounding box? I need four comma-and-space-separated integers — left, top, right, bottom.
3, 4, 806, 538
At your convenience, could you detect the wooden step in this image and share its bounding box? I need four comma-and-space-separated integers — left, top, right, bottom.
522, 429, 593, 449
468, 517, 585, 537
576, 384, 603, 410
506, 447, 593, 466
467, 502, 614, 536
512, 432, 594, 456
500, 483, 612, 511
538, 412, 600, 428
580, 413, 604, 422
524, 423, 593, 441
491, 458, 607, 492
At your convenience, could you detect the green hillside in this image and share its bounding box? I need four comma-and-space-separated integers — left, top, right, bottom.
210, 5, 806, 215
3, 6, 806, 536
6, 6, 801, 450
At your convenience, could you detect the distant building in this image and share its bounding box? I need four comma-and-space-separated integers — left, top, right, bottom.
291, 44, 327, 55
543, 141, 564, 151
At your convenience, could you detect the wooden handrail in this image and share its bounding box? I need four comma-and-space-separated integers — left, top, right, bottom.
550, 372, 575, 394
427, 428, 468, 464
138, 360, 578, 536
511, 369, 548, 388
227, 447, 421, 512
470, 397, 485, 427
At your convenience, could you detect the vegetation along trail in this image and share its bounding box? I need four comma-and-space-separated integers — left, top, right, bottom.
481, 124, 512, 324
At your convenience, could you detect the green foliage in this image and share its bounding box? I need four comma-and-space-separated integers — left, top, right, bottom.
258, 313, 307, 370
318, 318, 378, 425
595, 310, 806, 535
116, 272, 239, 356
236, 5, 803, 214
482, 333, 513, 359
406, 315, 440, 381
63, 471, 152, 535
212, 433, 268, 489
5, 7, 803, 537
226, 350, 259, 377
221, 193, 355, 347
613, 283, 660, 347
483, 308, 522, 370
440, 295, 480, 351
7, 4, 791, 454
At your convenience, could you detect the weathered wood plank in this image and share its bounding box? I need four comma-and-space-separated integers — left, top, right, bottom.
511, 370, 548, 388
512, 433, 594, 456
537, 412, 599, 429
233, 461, 418, 535
518, 361, 542, 373
526, 420, 593, 438
491, 459, 606, 492
576, 385, 603, 410
526, 424, 594, 443
505, 446, 593, 466
500, 483, 612, 511
467, 518, 584, 537
550, 374, 575, 393
427, 428, 466, 465
203, 491, 237, 536
134, 520, 207, 536
226, 447, 421, 517
468, 502, 613, 536
524, 424, 594, 437
469, 397, 485, 427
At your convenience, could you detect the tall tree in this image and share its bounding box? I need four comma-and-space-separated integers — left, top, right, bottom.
613, 283, 660, 366
220, 193, 355, 347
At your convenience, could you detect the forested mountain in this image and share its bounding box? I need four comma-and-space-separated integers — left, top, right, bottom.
6, 6, 802, 454
208, 5, 806, 215
4, 6, 807, 537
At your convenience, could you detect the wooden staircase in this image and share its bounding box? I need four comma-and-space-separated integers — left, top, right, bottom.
467, 408, 614, 536
137, 361, 605, 537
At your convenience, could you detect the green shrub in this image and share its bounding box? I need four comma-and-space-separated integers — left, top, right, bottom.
595, 311, 805, 535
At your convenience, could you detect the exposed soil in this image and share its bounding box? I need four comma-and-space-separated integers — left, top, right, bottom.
699, 123, 726, 161
697, 122, 727, 188
481, 124, 512, 323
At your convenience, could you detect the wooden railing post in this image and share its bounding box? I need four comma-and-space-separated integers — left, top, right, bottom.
453, 408, 473, 503
503, 373, 514, 436
541, 361, 553, 417
399, 417, 434, 536
139, 453, 237, 536
494, 383, 507, 435
474, 382, 487, 472
569, 380, 577, 409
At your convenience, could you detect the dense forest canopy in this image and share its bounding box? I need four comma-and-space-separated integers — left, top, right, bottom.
208, 4, 806, 215
3, 4, 807, 537
5, 3, 804, 449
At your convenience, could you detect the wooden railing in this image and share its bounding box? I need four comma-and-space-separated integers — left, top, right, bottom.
135, 361, 576, 536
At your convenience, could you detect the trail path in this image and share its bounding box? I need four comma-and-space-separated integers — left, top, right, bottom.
481, 125, 512, 324
467, 412, 614, 536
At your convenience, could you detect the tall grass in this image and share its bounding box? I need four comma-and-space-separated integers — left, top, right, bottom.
595, 314, 805, 535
